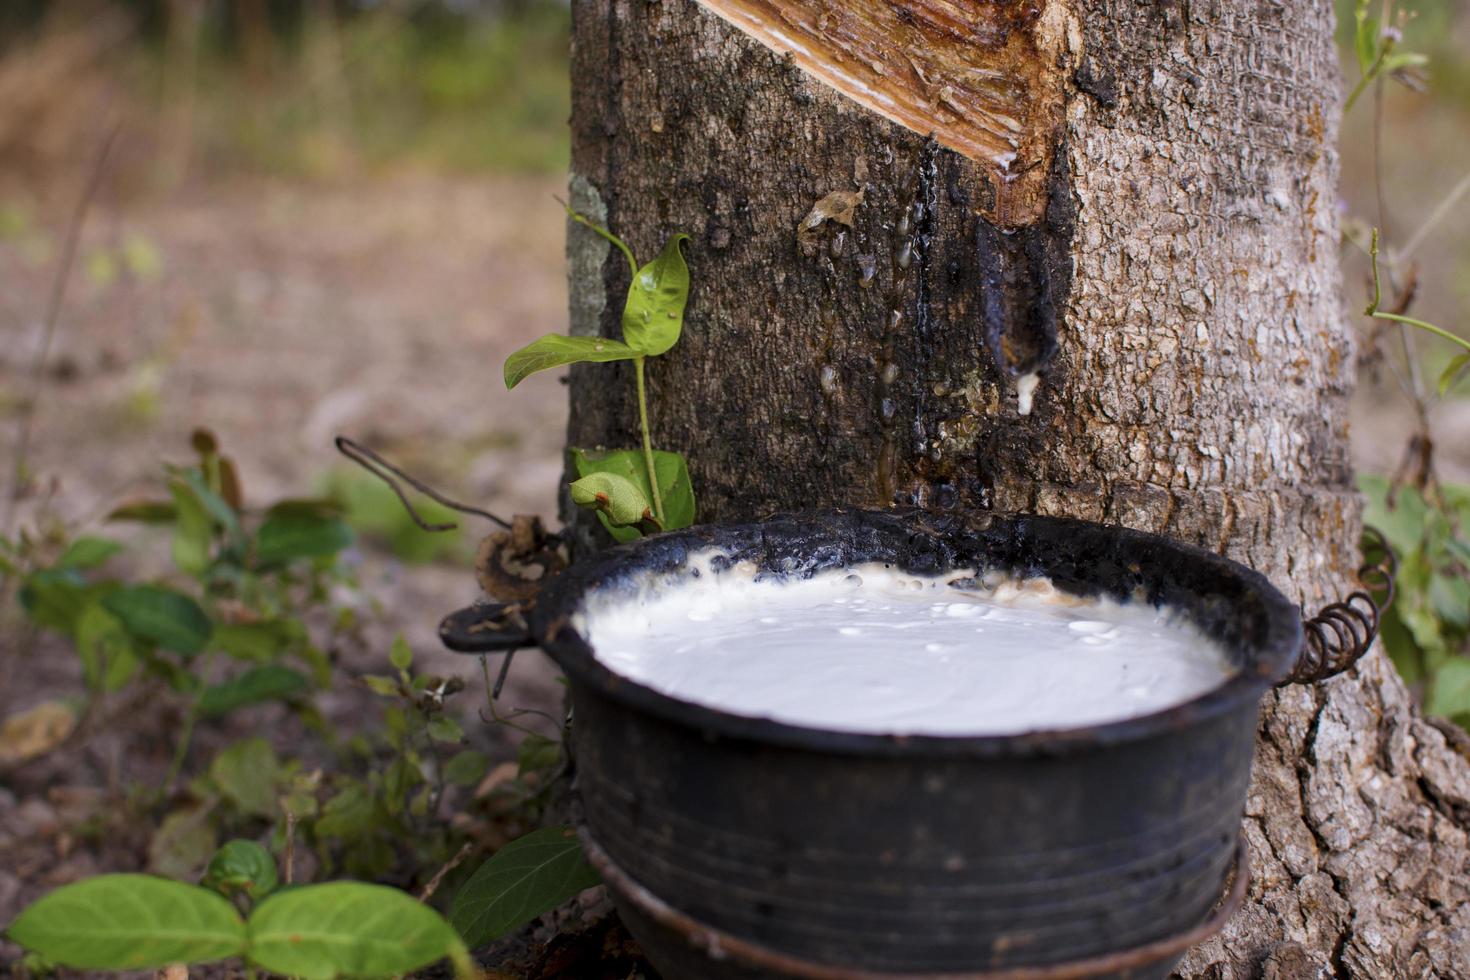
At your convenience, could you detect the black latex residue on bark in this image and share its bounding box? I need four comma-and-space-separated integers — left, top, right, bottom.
976, 146, 1076, 378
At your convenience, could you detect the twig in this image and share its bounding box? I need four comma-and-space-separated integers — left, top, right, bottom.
284, 809, 298, 885
418, 842, 474, 903
334, 436, 511, 531
1401, 170, 1470, 261
5, 125, 120, 533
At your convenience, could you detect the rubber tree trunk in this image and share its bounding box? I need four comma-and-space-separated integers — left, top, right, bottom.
561, 0, 1470, 973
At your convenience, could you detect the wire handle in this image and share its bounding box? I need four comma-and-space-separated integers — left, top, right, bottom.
1281, 527, 1397, 686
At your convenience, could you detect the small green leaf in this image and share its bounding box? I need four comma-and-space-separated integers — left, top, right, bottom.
5, 875, 246, 969
102, 586, 212, 657
74, 602, 135, 691
254, 512, 353, 566
450, 826, 601, 948
571, 447, 696, 534
390, 634, 413, 672
247, 882, 467, 980
199, 666, 310, 719
444, 750, 489, 787
19, 569, 90, 633
1438, 352, 1469, 397
1428, 659, 1470, 718
149, 807, 219, 882
57, 536, 124, 570
213, 621, 294, 662
363, 674, 401, 697
503, 334, 642, 389
428, 715, 464, 743
315, 783, 378, 840
621, 233, 691, 356
170, 477, 214, 576
569, 471, 656, 528
209, 738, 282, 818
203, 840, 278, 901
106, 498, 177, 523
517, 734, 561, 775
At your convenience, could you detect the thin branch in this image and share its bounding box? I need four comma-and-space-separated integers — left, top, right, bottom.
1401, 170, 1470, 261
5, 125, 120, 533
284, 810, 298, 885
334, 436, 511, 531
418, 842, 474, 903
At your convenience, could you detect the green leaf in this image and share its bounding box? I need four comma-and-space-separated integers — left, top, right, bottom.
503, 334, 642, 389
1428, 659, 1470, 718
203, 840, 278, 902
569, 471, 656, 528
254, 512, 354, 566
179, 468, 244, 543
517, 734, 561, 775
5, 874, 246, 970
102, 586, 212, 657
170, 477, 214, 577
247, 882, 466, 980
1354, 0, 1378, 73
315, 783, 378, 840
1439, 352, 1470, 397
212, 621, 294, 662
74, 602, 137, 692
428, 715, 464, 743
19, 569, 90, 633
621, 233, 691, 356
199, 666, 310, 719
571, 447, 696, 533
149, 807, 219, 882
450, 826, 601, 948
106, 498, 177, 523
57, 536, 123, 570
390, 633, 413, 672
363, 674, 401, 697
209, 738, 281, 818
444, 750, 489, 787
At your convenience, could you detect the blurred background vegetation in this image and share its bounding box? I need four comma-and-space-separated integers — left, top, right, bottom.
0, 0, 571, 186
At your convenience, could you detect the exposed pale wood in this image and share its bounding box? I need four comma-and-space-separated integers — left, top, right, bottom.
692, 0, 1075, 225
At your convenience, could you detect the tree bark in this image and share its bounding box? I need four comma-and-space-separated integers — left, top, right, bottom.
562, 0, 1470, 974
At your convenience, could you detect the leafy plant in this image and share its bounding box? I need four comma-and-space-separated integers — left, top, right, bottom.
1346, 0, 1427, 111
1362, 475, 1470, 726
504, 208, 696, 539
6, 871, 475, 979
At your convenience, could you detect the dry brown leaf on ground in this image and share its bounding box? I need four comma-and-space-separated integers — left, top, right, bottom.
0, 701, 77, 764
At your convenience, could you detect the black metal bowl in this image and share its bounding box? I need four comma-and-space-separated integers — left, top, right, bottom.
530, 508, 1302, 979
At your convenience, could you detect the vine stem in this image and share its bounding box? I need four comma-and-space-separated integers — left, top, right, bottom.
634, 357, 665, 524
1367, 229, 1470, 353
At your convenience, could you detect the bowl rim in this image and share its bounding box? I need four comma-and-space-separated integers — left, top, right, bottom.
530, 507, 1303, 758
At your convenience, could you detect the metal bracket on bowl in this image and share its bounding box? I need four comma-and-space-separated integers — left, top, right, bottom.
1281, 527, 1397, 687
438, 599, 534, 699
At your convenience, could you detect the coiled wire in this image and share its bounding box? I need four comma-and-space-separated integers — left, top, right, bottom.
1282, 527, 1397, 686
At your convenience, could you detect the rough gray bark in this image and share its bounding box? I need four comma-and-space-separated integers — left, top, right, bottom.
562, 0, 1470, 974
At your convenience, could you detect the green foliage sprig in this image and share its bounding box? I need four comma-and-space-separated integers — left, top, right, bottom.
1346, 0, 1427, 112
1365, 228, 1470, 397
504, 206, 696, 540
